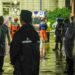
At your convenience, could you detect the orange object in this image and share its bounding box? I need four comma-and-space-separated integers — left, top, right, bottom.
40, 30, 47, 41
10, 23, 20, 38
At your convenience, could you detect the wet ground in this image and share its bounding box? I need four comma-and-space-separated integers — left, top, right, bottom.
40, 50, 66, 75
2, 47, 67, 75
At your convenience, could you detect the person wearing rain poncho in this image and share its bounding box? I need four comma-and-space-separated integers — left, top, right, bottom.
64, 16, 75, 75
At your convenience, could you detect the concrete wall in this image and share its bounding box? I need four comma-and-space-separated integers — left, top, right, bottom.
20, 0, 65, 11
20, 0, 40, 11
20, 0, 58, 11
0, 0, 66, 16
58, 0, 65, 8
42, 0, 58, 11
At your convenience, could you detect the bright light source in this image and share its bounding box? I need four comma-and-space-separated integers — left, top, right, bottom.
13, 0, 17, 5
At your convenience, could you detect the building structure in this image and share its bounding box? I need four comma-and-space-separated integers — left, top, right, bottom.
0, 0, 65, 17
70, 0, 75, 16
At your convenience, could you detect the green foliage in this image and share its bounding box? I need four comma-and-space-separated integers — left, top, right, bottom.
47, 7, 70, 26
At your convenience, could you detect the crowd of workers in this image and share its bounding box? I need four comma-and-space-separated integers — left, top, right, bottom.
0, 9, 75, 75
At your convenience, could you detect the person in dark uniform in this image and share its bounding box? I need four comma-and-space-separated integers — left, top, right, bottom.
0, 16, 10, 75
64, 16, 75, 75
53, 18, 64, 52
9, 10, 40, 75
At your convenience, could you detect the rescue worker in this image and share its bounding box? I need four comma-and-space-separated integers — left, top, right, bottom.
53, 18, 64, 52
10, 18, 20, 39
46, 19, 51, 53
0, 16, 10, 75
64, 16, 75, 75
39, 17, 48, 58
46, 20, 51, 43
10, 10, 40, 75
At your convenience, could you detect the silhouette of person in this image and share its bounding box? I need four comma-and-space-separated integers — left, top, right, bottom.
10, 10, 40, 75
0, 16, 10, 75
39, 17, 48, 58
53, 18, 64, 53
64, 16, 75, 75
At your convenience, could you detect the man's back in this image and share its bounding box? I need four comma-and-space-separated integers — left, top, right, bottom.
10, 24, 40, 75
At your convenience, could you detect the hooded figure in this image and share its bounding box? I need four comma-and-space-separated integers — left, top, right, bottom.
10, 10, 40, 75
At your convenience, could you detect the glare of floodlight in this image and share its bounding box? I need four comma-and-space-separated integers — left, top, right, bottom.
13, 0, 17, 5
